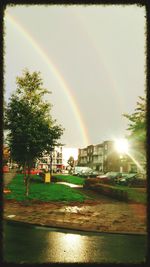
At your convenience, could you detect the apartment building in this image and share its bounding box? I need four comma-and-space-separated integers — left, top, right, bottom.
78, 147, 87, 166
92, 144, 103, 171
86, 145, 94, 168
78, 140, 145, 174
36, 146, 63, 172
102, 141, 120, 173
78, 141, 116, 172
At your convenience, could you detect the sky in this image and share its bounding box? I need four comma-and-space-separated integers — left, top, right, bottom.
4, 5, 146, 151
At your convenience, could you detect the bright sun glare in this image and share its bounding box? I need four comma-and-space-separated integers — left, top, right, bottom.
115, 139, 129, 154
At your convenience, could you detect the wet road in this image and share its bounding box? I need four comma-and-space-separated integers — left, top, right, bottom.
3, 221, 147, 264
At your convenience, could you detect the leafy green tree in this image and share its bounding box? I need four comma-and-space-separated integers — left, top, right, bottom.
67, 156, 75, 173
5, 70, 63, 196
123, 95, 146, 156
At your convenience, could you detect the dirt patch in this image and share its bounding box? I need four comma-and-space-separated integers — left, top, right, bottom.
3, 198, 147, 234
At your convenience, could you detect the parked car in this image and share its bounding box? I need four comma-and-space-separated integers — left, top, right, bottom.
128, 177, 146, 187
73, 166, 92, 176
3, 165, 9, 173
117, 173, 137, 186
97, 171, 127, 185
97, 172, 122, 181
22, 169, 42, 175
88, 170, 100, 178
79, 170, 91, 177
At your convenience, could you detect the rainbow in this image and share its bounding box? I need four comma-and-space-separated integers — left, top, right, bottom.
76, 12, 124, 111
5, 12, 90, 148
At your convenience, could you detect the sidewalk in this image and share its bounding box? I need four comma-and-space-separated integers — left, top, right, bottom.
4, 192, 147, 234
4, 169, 17, 186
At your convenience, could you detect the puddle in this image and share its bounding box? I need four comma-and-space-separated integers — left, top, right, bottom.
58, 206, 83, 213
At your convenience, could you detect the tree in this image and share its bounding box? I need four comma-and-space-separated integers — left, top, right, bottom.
5, 70, 64, 196
67, 156, 75, 173
123, 95, 146, 157
3, 146, 10, 166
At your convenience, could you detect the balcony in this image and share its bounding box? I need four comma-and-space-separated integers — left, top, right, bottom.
93, 151, 98, 155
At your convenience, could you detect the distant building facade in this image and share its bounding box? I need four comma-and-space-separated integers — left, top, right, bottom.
92, 144, 103, 172
78, 140, 146, 174
78, 147, 87, 166
36, 146, 64, 172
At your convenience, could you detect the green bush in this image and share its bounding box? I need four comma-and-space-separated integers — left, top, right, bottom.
95, 184, 128, 201
84, 178, 146, 204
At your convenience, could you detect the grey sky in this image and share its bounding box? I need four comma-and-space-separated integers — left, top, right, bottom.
4, 5, 146, 148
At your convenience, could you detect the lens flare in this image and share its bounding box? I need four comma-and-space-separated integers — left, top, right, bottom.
115, 138, 129, 154
127, 152, 145, 173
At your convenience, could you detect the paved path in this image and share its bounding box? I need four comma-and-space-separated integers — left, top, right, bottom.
3, 170, 17, 186
56, 181, 83, 188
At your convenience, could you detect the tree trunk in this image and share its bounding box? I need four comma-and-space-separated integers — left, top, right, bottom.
50, 152, 53, 177
26, 176, 30, 197
23, 162, 27, 184
25, 162, 31, 197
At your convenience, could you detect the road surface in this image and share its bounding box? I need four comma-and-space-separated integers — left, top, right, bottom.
3, 221, 147, 264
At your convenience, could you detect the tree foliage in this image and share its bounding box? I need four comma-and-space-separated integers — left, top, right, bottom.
67, 156, 75, 167
67, 156, 75, 173
123, 95, 146, 150
5, 70, 64, 195
3, 146, 10, 165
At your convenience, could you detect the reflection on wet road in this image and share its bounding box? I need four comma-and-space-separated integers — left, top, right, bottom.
3, 221, 147, 263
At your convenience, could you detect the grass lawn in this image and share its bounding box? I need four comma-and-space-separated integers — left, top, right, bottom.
53, 174, 85, 185
115, 185, 147, 204
4, 174, 89, 202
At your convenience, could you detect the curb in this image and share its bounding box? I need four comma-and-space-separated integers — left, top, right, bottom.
3, 218, 147, 236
